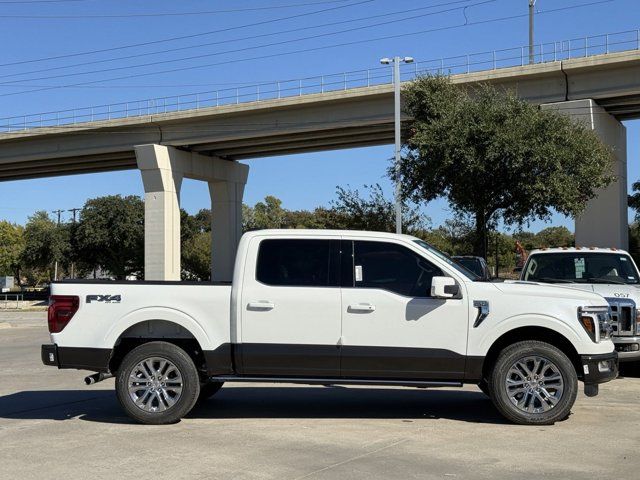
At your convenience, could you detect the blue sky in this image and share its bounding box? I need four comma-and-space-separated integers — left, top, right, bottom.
0, 0, 638, 232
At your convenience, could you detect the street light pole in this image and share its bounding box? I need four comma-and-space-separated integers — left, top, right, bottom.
393, 56, 402, 235
529, 0, 536, 64
380, 55, 413, 235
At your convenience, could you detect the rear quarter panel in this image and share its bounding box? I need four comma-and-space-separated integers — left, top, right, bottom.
50, 282, 232, 352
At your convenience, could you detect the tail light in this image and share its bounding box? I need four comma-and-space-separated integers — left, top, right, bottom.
48, 295, 79, 333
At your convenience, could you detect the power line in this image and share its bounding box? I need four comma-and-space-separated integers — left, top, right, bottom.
0, 0, 368, 17
0, 0, 614, 98
0, 0, 476, 81
0, 29, 635, 90
0, 0, 373, 68
0, 0, 494, 84
0, 0, 89, 3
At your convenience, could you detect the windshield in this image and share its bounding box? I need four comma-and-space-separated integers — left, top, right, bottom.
523, 252, 640, 285
413, 240, 479, 280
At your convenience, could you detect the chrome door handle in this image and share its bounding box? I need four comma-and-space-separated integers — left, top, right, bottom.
348, 303, 376, 313
247, 301, 275, 310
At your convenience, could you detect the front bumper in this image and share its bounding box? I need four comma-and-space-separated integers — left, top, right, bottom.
581, 352, 618, 385
613, 336, 640, 362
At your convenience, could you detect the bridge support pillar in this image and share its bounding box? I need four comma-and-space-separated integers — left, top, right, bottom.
136, 144, 184, 281
542, 99, 628, 249
209, 179, 246, 282
135, 144, 249, 281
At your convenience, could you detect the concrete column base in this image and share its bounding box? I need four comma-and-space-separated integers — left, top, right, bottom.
135, 144, 249, 281
543, 99, 628, 249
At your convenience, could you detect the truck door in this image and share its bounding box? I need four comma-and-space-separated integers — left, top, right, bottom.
239, 236, 342, 376
340, 239, 469, 380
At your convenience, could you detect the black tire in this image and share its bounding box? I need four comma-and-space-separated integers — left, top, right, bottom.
489, 340, 578, 425
115, 341, 200, 425
198, 381, 224, 402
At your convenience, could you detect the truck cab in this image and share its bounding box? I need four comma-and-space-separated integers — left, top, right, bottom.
520, 247, 640, 361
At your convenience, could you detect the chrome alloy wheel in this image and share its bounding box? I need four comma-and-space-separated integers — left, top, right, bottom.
128, 356, 183, 413
505, 355, 564, 414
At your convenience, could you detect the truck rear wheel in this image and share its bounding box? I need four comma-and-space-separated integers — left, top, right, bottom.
115, 341, 200, 425
489, 340, 578, 425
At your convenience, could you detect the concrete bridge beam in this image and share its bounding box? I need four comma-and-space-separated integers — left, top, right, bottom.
134, 144, 249, 281
543, 99, 628, 249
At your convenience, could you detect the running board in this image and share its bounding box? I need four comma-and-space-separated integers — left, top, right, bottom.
208, 376, 463, 388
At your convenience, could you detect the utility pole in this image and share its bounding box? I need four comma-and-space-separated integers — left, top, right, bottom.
68, 207, 80, 223
529, 0, 536, 64
68, 208, 80, 279
52, 209, 64, 281
52, 209, 63, 225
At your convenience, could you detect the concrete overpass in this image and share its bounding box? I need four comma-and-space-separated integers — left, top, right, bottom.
1, 47, 639, 280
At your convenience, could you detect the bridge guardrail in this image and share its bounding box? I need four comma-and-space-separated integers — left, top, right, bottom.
1, 28, 639, 133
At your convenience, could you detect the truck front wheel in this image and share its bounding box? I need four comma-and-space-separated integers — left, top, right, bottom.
489, 340, 578, 425
115, 341, 200, 425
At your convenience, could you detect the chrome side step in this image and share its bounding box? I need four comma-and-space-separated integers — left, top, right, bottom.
209, 376, 463, 388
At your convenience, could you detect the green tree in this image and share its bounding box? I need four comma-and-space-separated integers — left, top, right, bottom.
327, 184, 429, 233
193, 209, 212, 233
534, 226, 574, 248
422, 216, 474, 256
75, 195, 144, 279
182, 231, 211, 281
628, 181, 640, 221
21, 211, 69, 282
0, 221, 24, 280
244, 196, 287, 231
396, 75, 615, 257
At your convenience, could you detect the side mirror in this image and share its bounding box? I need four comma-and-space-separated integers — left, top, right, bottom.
431, 276, 459, 299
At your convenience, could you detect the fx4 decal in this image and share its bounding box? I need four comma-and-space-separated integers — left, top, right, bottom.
86, 294, 122, 304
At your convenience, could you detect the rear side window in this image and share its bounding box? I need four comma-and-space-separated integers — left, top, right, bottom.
256, 239, 339, 287
353, 241, 443, 297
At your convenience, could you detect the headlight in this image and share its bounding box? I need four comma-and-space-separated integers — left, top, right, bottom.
636, 308, 640, 335
578, 306, 611, 343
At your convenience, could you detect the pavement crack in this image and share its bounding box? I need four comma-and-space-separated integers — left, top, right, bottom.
291, 437, 411, 480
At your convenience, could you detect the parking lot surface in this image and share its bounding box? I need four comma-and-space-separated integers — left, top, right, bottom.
1, 312, 639, 480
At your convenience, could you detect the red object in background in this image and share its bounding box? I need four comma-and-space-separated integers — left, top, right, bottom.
515, 241, 528, 269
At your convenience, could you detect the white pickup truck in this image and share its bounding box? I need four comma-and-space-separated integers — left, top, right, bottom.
42, 230, 617, 425
520, 247, 640, 362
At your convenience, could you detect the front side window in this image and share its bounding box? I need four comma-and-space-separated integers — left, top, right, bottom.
256, 239, 338, 287
353, 241, 443, 297
523, 253, 639, 285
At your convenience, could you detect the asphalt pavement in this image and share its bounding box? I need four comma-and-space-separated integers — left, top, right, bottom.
1, 311, 639, 480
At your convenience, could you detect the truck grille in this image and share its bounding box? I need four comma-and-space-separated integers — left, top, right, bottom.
605, 298, 636, 336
